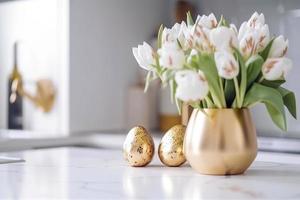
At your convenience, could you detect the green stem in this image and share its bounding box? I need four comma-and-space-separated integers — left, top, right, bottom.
240, 89, 245, 108
233, 77, 241, 108
199, 101, 203, 108
210, 92, 222, 108
202, 99, 208, 108
231, 98, 237, 108
259, 77, 264, 83
219, 77, 226, 108
205, 96, 214, 108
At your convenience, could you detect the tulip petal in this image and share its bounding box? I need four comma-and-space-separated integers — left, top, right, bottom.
214, 51, 239, 79
262, 57, 292, 80
175, 70, 209, 102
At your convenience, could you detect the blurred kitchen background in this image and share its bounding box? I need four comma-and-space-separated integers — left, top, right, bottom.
0, 0, 299, 149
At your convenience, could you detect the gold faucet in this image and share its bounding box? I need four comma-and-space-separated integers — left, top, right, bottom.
9, 41, 56, 113
10, 78, 56, 113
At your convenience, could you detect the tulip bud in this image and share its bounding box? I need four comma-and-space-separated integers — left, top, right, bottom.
230, 24, 238, 35
238, 22, 248, 42
262, 57, 292, 80
256, 24, 270, 52
238, 12, 270, 57
158, 43, 185, 69
239, 28, 257, 58
178, 22, 189, 50
210, 26, 238, 51
268, 35, 289, 58
247, 12, 265, 28
175, 70, 209, 102
214, 51, 239, 79
162, 22, 188, 50
196, 13, 218, 29
162, 24, 179, 45
182, 25, 196, 48
132, 42, 155, 70
192, 24, 212, 52
239, 25, 270, 58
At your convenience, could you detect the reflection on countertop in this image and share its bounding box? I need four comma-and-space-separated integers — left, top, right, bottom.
0, 147, 300, 199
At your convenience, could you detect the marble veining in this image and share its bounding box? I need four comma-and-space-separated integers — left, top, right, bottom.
0, 147, 300, 199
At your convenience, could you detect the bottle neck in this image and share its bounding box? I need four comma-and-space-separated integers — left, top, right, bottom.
13, 42, 18, 70
11, 42, 21, 80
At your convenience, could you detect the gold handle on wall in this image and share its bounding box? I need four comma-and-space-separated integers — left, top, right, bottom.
10, 79, 56, 112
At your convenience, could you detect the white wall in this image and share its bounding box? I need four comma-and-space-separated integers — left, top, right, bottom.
69, 0, 169, 132
0, 0, 69, 135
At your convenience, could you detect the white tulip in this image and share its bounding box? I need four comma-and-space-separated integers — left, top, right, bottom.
239, 23, 270, 58
178, 22, 190, 50
132, 42, 155, 70
182, 25, 196, 48
238, 12, 270, 57
195, 13, 218, 29
158, 43, 185, 69
162, 23, 180, 44
247, 12, 265, 28
268, 35, 289, 58
162, 21, 188, 50
175, 70, 209, 102
239, 28, 258, 58
230, 24, 238, 35
238, 22, 248, 41
210, 26, 238, 51
256, 24, 270, 52
214, 51, 239, 79
262, 57, 292, 80
191, 23, 211, 52
184, 14, 217, 52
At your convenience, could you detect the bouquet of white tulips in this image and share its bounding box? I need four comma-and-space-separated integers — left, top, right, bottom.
132, 12, 296, 131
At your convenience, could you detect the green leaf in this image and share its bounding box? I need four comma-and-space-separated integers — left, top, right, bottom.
224, 79, 235, 106
259, 38, 274, 60
187, 55, 199, 69
218, 15, 229, 27
205, 96, 215, 108
277, 87, 297, 119
161, 69, 174, 84
186, 11, 194, 26
233, 48, 247, 107
144, 71, 152, 92
197, 54, 223, 108
175, 98, 183, 115
261, 79, 285, 88
244, 83, 287, 131
246, 55, 264, 89
265, 104, 286, 131
157, 24, 164, 49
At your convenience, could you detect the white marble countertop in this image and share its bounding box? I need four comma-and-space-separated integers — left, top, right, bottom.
0, 147, 300, 199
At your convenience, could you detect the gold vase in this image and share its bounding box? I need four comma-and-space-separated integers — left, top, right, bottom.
183, 108, 257, 175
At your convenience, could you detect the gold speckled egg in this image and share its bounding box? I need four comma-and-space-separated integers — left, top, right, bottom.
158, 124, 186, 167
123, 126, 154, 167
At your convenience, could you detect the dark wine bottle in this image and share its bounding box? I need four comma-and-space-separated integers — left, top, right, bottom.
8, 42, 23, 129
